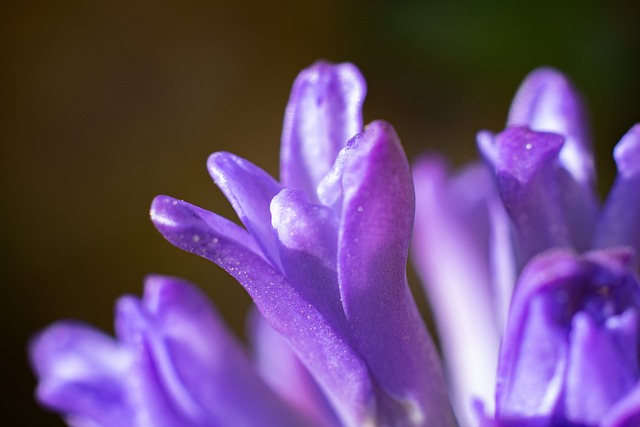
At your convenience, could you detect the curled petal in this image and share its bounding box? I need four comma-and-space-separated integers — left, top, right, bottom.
247, 308, 341, 427
412, 156, 501, 425
594, 124, 640, 254
280, 61, 365, 200
492, 127, 596, 265
337, 121, 454, 426
508, 67, 594, 185
150, 195, 374, 427
207, 152, 283, 269
29, 322, 134, 427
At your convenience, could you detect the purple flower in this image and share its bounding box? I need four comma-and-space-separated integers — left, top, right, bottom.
31, 62, 455, 427
413, 68, 640, 426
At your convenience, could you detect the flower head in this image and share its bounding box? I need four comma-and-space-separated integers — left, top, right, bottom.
31, 62, 455, 427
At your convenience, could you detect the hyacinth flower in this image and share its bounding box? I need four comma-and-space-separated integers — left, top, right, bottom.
413, 68, 640, 426
30, 62, 456, 427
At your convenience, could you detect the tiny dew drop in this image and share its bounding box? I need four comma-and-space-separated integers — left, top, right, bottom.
357, 206, 363, 212
525, 143, 533, 150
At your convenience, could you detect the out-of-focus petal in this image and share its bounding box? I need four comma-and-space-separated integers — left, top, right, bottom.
603, 384, 640, 427
280, 61, 365, 200
412, 156, 501, 426
496, 248, 640, 424
29, 322, 134, 427
594, 125, 640, 254
271, 188, 346, 328
337, 121, 455, 426
150, 196, 374, 427
564, 310, 638, 425
207, 152, 283, 269
507, 67, 594, 185
247, 308, 341, 427
116, 276, 303, 427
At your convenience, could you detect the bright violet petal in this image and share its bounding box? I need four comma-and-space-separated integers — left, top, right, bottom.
280, 61, 365, 200
116, 276, 304, 427
270, 188, 347, 330
207, 152, 283, 269
337, 121, 454, 426
594, 124, 640, 253
494, 127, 574, 264
412, 156, 501, 426
247, 308, 341, 427
150, 195, 374, 427
508, 67, 594, 185
29, 322, 134, 427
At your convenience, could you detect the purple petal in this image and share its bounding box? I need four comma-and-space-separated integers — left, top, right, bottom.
29, 322, 134, 427
280, 61, 365, 201
564, 310, 638, 425
412, 156, 502, 425
207, 152, 283, 269
496, 248, 640, 424
150, 195, 374, 426
116, 275, 303, 427
493, 127, 583, 264
270, 188, 346, 329
594, 124, 640, 253
247, 308, 341, 427
603, 384, 640, 427
337, 121, 454, 426
508, 67, 594, 185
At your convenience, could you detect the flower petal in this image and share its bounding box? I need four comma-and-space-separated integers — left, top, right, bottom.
247, 308, 341, 427
491, 127, 589, 265
412, 156, 502, 425
116, 275, 303, 427
29, 322, 134, 427
594, 124, 640, 253
270, 188, 346, 329
280, 61, 365, 200
337, 121, 454, 426
564, 309, 639, 425
150, 195, 374, 427
507, 67, 594, 185
207, 152, 283, 269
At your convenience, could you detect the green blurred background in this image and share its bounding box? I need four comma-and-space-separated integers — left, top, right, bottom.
2, 1, 639, 424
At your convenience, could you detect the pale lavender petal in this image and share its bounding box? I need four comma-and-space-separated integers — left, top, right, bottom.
280, 61, 365, 200
594, 124, 640, 253
116, 275, 303, 427
412, 156, 501, 426
207, 152, 283, 269
247, 308, 341, 427
150, 195, 374, 427
493, 127, 575, 264
337, 121, 454, 426
270, 188, 346, 329
30, 322, 134, 427
508, 67, 594, 185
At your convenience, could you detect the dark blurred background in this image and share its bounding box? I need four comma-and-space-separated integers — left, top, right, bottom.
2, 1, 639, 424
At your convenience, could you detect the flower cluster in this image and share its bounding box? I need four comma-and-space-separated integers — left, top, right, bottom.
30, 62, 640, 427
413, 68, 640, 426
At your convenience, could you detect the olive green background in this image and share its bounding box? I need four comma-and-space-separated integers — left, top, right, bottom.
3, 1, 639, 425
